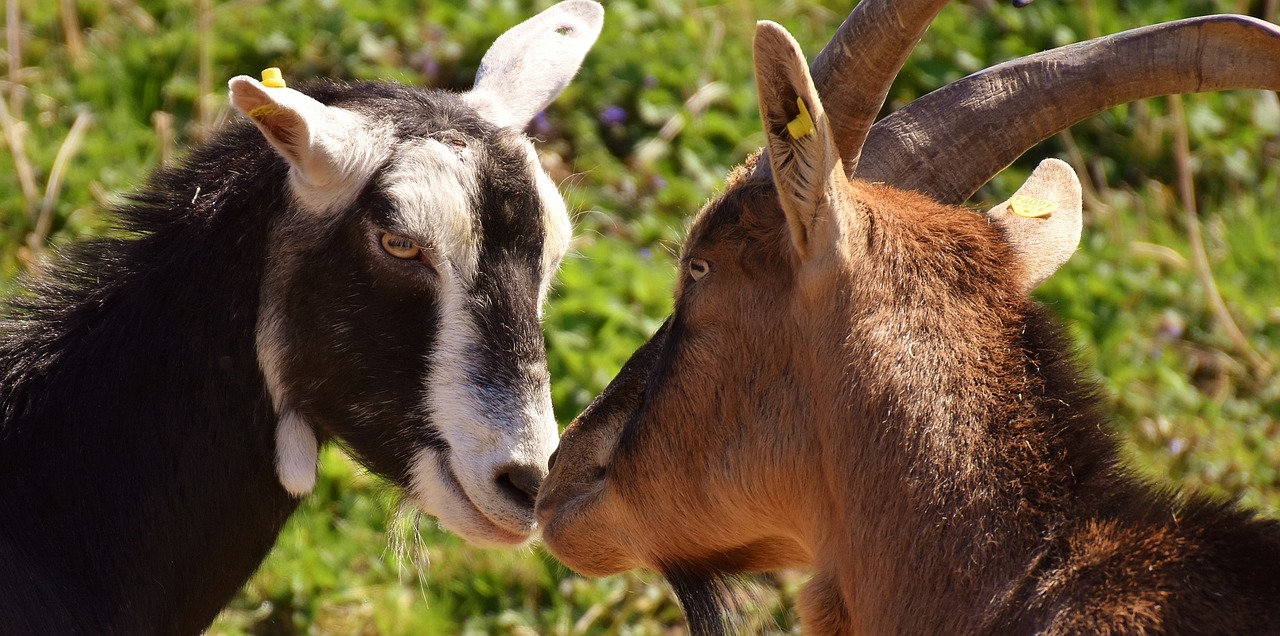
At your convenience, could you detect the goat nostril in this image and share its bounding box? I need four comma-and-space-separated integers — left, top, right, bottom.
547, 448, 559, 472
495, 464, 544, 510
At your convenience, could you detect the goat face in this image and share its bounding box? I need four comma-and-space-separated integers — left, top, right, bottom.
538, 21, 1082, 576
232, 0, 602, 546
536, 176, 839, 576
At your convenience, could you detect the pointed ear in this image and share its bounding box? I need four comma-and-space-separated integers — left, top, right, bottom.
754, 21, 844, 261
986, 158, 1083, 293
465, 0, 604, 128
228, 76, 368, 191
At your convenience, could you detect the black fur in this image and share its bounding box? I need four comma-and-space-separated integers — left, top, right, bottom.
665, 568, 734, 636
0, 121, 291, 634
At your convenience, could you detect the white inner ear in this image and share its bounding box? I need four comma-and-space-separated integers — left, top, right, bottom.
275, 409, 318, 497
464, 0, 604, 128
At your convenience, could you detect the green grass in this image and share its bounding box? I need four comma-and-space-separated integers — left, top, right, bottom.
3, 0, 1278, 632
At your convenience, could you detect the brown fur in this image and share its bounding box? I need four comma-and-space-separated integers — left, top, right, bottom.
537, 21, 1280, 636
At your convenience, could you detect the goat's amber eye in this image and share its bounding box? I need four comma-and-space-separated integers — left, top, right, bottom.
688, 258, 710, 281
380, 233, 422, 260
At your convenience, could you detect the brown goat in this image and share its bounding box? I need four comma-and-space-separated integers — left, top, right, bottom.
536, 3, 1280, 634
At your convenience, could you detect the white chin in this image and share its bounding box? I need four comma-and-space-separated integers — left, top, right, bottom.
409, 452, 533, 547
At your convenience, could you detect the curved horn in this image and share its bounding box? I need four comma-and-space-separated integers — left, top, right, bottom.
809, 0, 957, 177
856, 14, 1280, 204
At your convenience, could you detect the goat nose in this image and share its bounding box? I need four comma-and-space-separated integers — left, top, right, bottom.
547, 447, 559, 472
495, 464, 545, 510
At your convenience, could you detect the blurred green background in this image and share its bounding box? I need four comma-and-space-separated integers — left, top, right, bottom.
2, 0, 1277, 633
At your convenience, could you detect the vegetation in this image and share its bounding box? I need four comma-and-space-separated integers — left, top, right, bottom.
3, 0, 1277, 632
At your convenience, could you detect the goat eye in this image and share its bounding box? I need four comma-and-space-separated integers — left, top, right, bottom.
380, 233, 422, 260
688, 258, 710, 281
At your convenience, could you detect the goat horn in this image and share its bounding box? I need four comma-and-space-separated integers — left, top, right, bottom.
856, 14, 1280, 205
809, 0, 957, 178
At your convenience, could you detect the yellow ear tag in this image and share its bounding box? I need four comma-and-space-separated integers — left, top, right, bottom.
261, 67, 286, 89
1009, 194, 1056, 218
786, 97, 815, 140
248, 104, 279, 118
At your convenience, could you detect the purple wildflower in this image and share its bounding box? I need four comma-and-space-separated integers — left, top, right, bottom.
599, 105, 627, 126
532, 111, 554, 137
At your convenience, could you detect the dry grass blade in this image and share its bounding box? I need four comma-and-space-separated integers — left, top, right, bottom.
3, 0, 38, 217
1168, 94, 1273, 379
0, 87, 39, 216
6, 0, 20, 114
153, 110, 176, 165
28, 111, 92, 255
195, 0, 214, 136
60, 0, 85, 66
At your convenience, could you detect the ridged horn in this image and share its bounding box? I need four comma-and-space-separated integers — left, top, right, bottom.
856, 14, 1280, 204
809, 0, 958, 177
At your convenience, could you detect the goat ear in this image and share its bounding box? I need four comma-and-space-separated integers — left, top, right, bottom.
985, 158, 1083, 293
465, 0, 604, 128
754, 21, 844, 261
228, 76, 364, 190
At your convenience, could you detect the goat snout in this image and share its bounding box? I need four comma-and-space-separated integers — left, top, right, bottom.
495, 463, 546, 510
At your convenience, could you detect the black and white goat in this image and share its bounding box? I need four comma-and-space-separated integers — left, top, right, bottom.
0, 1, 602, 633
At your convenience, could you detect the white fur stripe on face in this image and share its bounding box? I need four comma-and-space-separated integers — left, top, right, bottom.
419, 253, 559, 536
406, 137, 561, 537
422, 259, 494, 487
383, 138, 483, 282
